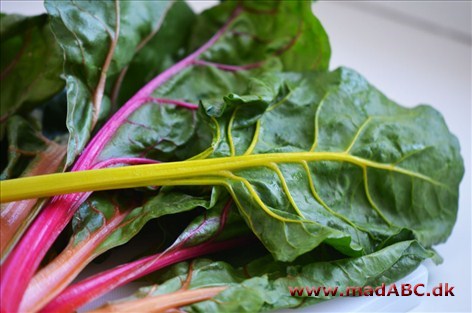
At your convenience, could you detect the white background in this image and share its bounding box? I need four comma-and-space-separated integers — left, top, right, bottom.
1, 1, 471, 312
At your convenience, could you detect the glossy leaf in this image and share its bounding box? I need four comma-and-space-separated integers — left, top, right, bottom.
95, 101, 198, 163
181, 67, 463, 261
96, 188, 213, 253
97, 66, 461, 262
0, 13, 64, 137
73, 187, 240, 256
97, 0, 333, 164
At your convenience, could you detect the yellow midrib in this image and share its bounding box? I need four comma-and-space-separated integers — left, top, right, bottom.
0, 151, 448, 203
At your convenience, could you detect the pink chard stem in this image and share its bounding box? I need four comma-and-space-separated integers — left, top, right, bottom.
17, 158, 158, 313
20, 208, 127, 313
41, 200, 236, 312
0, 9, 243, 313
42, 237, 252, 313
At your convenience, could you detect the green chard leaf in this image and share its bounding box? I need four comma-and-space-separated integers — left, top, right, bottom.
149, 0, 331, 103
97, 240, 432, 312
94, 188, 213, 254
169, 67, 462, 262
0, 2, 464, 313
0, 13, 64, 137
44, 0, 195, 167
67, 188, 213, 264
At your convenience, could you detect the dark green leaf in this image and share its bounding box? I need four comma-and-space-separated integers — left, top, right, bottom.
96, 0, 332, 164
0, 13, 64, 137
95, 188, 214, 254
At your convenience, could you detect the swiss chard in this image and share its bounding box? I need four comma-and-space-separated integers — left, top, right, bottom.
1, 66, 463, 312
4, 68, 462, 257
0, 1, 464, 313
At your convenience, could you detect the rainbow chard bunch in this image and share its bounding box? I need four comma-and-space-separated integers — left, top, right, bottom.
0, 1, 464, 312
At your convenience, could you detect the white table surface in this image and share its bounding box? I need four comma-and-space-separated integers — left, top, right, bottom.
2, 1, 471, 312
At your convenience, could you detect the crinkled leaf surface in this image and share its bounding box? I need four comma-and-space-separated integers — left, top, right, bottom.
71, 184, 240, 252
57, 61, 463, 265
149, 0, 331, 103
105, 240, 431, 312
164, 67, 462, 262
0, 13, 64, 137
44, 0, 186, 166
